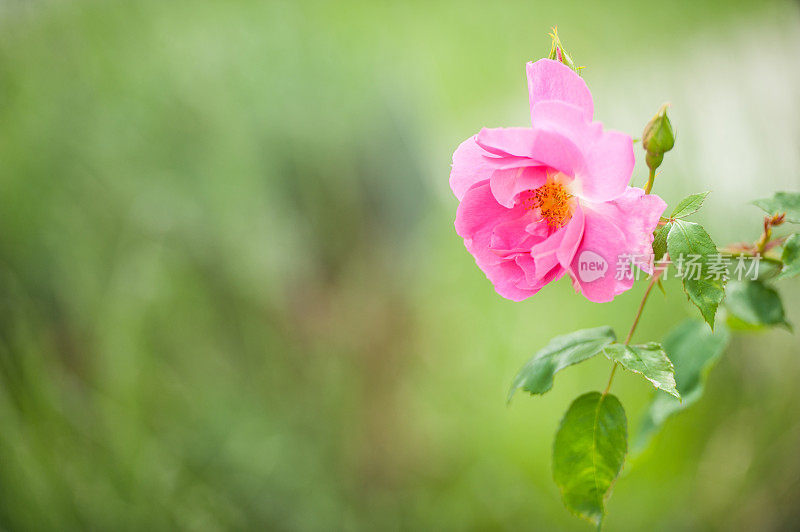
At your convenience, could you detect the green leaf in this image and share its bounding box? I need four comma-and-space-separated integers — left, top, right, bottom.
670, 191, 710, 219
507, 327, 616, 402
724, 280, 790, 329
753, 191, 800, 223
777, 233, 800, 280
666, 220, 726, 329
652, 222, 670, 261
603, 343, 679, 399
667, 219, 717, 257
553, 392, 627, 527
681, 275, 725, 330
634, 320, 730, 451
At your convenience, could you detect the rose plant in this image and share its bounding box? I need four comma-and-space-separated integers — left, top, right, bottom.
450, 28, 799, 528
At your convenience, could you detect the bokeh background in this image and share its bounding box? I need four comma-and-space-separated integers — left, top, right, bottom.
1, 0, 800, 530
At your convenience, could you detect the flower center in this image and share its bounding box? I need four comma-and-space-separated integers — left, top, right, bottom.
523, 180, 573, 228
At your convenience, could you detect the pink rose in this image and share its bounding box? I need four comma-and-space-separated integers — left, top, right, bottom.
451, 59, 666, 302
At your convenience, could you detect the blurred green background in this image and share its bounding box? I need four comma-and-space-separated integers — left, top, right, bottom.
1, 0, 799, 530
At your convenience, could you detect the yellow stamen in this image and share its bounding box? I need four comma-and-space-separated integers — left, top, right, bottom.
524, 180, 573, 228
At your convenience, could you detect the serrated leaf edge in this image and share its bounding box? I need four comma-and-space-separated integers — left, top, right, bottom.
602, 344, 681, 400
670, 191, 710, 219
507, 327, 616, 403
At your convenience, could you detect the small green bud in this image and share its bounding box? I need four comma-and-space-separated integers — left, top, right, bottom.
642, 103, 675, 171
645, 151, 664, 171
547, 27, 579, 73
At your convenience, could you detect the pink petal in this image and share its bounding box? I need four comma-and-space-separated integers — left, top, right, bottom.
455, 181, 532, 268
531, 101, 633, 202
527, 127, 586, 177
515, 253, 539, 285
490, 261, 540, 301
490, 165, 548, 208
580, 129, 635, 202
514, 253, 567, 292
556, 205, 585, 267
455, 182, 521, 239
526, 59, 593, 123
450, 135, 496, 200
528, 206, 584, 280
490, 214, 539, 257
483, 155, 541, 170
584, 187, 667, 273
530, 264, 567, 290
454, 182, 546, 301
568, 206, 629, 303
476, 127, 538, 158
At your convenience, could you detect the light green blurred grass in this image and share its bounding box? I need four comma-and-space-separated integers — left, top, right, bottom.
0, 0, 799, 530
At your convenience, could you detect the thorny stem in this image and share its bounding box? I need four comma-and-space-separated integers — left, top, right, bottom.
604, 175, 787, 395
603, 265, 664, 396
717, 250, 783, 267
718, 213, 787, 268
603, 214, 787, 395
624, 269, 661, 345
604, 168, 661, 396
603, 364, 618, 395
756, 229, 772, 253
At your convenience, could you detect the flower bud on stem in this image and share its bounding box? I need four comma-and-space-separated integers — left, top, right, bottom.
606, 106, 677, 391
548, 26, 580, 73
756, 213, 785, 253
642, 103, 675, 194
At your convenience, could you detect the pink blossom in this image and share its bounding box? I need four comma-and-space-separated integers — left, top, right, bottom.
450, 59, 666, 302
